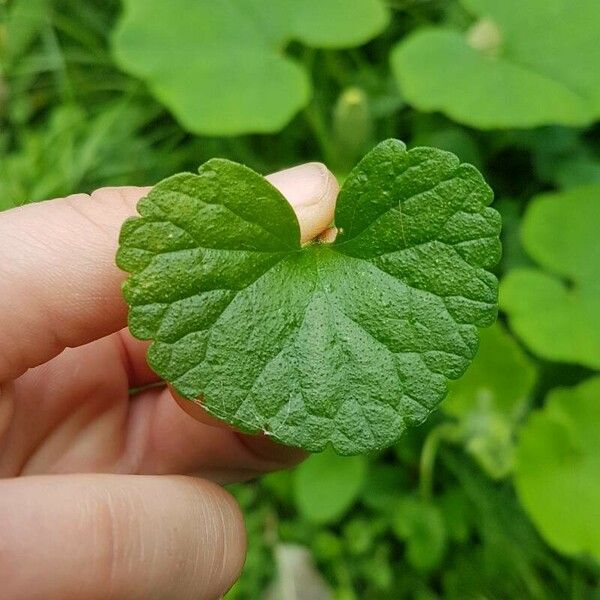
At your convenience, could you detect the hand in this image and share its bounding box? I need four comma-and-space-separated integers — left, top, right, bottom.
0, 162, 339, 600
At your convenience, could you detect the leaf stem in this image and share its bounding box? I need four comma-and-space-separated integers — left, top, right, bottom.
419, 421, 462, 502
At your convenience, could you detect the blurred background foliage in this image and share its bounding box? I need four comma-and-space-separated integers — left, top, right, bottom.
1, 0, 600, 598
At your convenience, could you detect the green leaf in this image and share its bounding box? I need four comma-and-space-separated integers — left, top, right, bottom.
438, 487, 471, 543
359, 544, 394, 591
553, 154, 600, 190
262, 469, 294, 505
526, 127, 600, 190
495, 199, 534, 272
411, 125, 481, 169
112, 0, 388, 136
293, 449, 367, 524
343, 518, 375, 555
117, 139, 501, 454
361, 464, 409, 512
443, 323, 536, 478
500, 185, 600, 369
392, 497, 447, 572
311, 531, 343, 562
444, 323, 536, 420
391, 0, 600, 129
514, 377, 600, 561
2, 0, 48, 70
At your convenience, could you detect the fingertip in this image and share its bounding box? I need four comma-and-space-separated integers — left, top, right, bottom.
0, 474, 247, 600
185, 476, 247, 592
266, 162, 339, 243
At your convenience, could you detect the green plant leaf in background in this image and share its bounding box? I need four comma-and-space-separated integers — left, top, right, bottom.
494, 198, 534, 273
391, 0, 600, 129
500, 185, 600, 369
361, 464, 409, 512
0, 102, 166, 209
1, 0, 49, 71
438, 487, 472, 543
529, 128, 600, 190
444, 323, 535, 420
117, 140, 501, 453
514, 376, 600, 561
442, 323, 536, 478
112, 0, 388, 135
392, 497, 447, 572
411, 124, 481, 169
293, 449, 367, 524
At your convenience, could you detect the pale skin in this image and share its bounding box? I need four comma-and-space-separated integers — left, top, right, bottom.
0, 162, 339, 600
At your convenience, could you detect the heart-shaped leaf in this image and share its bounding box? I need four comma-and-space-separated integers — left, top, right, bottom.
500, 185, 600, 369
515, 377, 600, 561
293, 449, 367, 524
117, 139, 501, 454
112, 0, 389, 135
391, 0, 600, 129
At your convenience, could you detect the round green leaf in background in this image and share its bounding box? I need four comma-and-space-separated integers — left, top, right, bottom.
112, 0, 388, 135
391, 0, 600, 129
392, 497, 447, 572
515, 377, 600, 561
293, 449, 367, 524
500, 185, 600, 369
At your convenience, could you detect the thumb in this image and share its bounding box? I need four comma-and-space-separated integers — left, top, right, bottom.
266, 162, 338, 243
0, 474, 245, 600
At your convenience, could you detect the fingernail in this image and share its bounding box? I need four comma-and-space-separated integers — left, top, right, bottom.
266, 163, 339, 243
266, 162, 329, 208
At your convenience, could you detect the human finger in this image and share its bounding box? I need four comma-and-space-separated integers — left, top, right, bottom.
0, 163, 338, 383
0, 473, 245, 600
